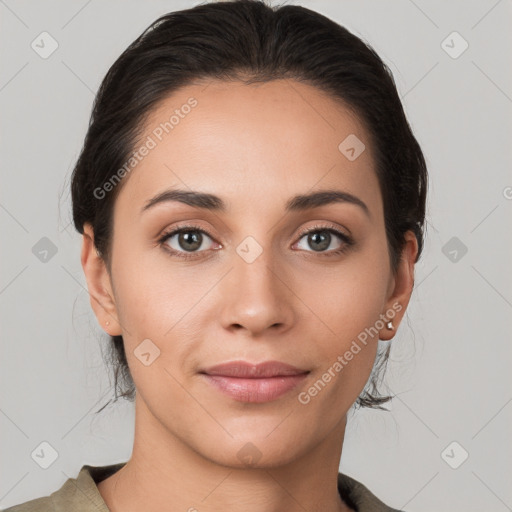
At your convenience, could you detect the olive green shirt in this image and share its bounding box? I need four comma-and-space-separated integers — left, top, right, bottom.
2, 462, 404, 511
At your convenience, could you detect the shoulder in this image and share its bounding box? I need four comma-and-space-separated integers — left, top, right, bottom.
338, 472, 406, 512
1, 495, 54, 512
2, 463, 126, 512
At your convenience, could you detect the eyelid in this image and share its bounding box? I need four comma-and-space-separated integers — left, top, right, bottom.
158, 223, 218, 246
295, 222, 351, 241
158, 221, 354, 258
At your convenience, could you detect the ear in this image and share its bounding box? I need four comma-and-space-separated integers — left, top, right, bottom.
81, 223, 122, 336
379, 230, 418, 340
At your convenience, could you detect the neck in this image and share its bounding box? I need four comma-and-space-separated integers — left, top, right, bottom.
99, 395, 354, 512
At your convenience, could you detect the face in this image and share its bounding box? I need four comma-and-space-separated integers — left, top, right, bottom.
82, 78, 417, 468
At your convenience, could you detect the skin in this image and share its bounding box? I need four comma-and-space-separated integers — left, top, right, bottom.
81, 78, 418, 512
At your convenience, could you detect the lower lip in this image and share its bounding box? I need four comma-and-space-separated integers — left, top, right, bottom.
201, 373, 309, 403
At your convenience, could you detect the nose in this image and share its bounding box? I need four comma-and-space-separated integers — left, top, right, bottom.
217, 245, 296, 337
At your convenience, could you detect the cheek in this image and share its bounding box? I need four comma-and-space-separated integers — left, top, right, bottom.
298, 286, 383, 417
299, 245, 389, 398
307, 250, 389, 343
109, 247, 212, 374
111, 240, 196, 331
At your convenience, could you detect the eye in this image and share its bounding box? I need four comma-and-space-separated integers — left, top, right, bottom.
294, 224, 354, 256
158, 222, 354, 261
158, 224, 219, 260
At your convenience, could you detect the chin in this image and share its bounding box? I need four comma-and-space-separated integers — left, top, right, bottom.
190, 426, 311, 470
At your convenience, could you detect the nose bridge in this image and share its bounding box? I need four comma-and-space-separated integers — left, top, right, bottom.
218, 234, 294, 333
235, 238, 277, 291
234, 235, 282, 302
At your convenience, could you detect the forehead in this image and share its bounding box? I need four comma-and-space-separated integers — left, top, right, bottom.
115, 78, 381, 217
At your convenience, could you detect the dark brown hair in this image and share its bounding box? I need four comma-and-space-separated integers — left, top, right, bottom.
70, 0, 428, 412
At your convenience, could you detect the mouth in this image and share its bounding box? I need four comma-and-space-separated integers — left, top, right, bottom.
199, 360, 310, 403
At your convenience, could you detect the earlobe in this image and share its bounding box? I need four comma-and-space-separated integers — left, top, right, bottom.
81, 223, 122, 336
379, 231, 418, 341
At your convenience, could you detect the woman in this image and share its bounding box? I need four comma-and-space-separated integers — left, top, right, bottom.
5, 0, 427, 510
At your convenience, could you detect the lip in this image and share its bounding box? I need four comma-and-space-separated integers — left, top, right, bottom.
199, 360, 310, 403
201, 360, 309, 378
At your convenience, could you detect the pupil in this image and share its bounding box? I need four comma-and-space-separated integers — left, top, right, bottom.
309, 231, 330, 251
179, 231, 202, 251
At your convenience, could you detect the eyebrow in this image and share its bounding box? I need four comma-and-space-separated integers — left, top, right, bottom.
141, 188, 370, 218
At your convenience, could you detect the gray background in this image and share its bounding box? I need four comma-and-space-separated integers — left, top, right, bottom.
1, 1, 511, 511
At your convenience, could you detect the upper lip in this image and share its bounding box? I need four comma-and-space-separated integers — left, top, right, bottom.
200, 360, 310, 378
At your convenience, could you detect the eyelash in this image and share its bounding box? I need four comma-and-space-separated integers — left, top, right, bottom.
157, 223, 355, 261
